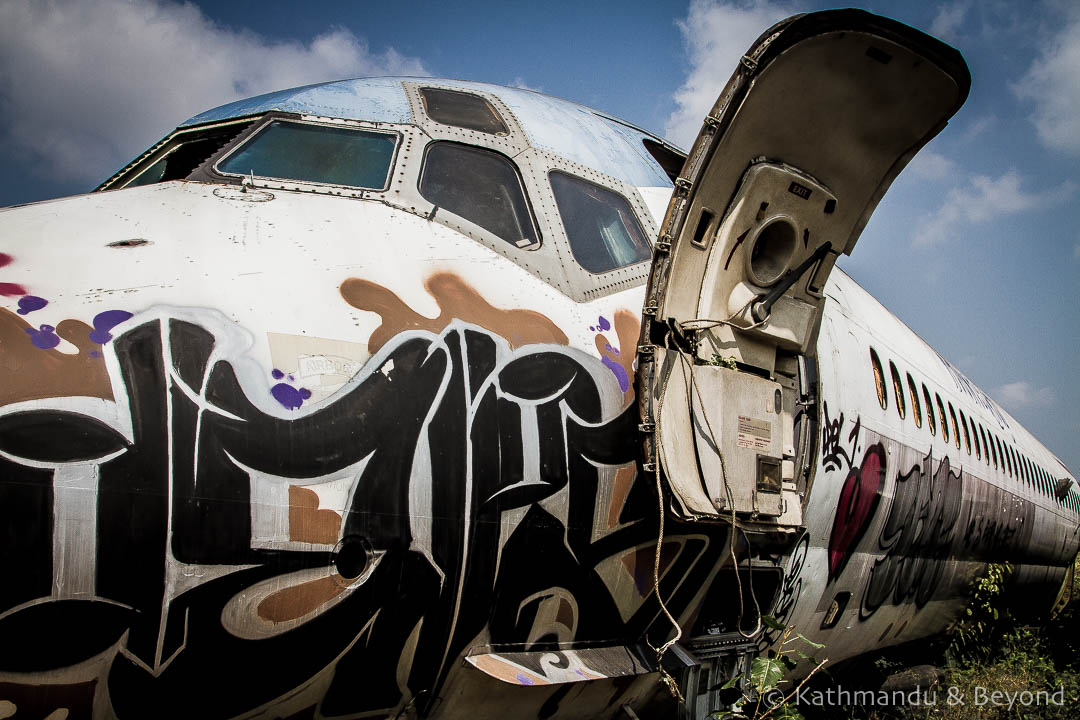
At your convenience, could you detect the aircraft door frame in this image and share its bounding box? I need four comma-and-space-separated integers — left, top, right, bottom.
635, 9, 970, 530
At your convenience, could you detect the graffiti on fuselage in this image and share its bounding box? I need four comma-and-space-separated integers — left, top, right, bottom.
862, 452, 964, 614
758, 531, 810, 653
0, 307, 723, 718
821, 408, 1036, 624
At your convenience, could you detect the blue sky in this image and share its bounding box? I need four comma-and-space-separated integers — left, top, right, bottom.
1, 0, 1077, 474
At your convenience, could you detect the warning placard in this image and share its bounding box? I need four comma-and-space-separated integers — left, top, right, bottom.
737, 415, 772, 450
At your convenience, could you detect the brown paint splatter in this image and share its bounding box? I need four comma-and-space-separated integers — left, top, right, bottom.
594, 310, 639, 397
0, 308, 111, 407
256, 575, 345, 623
340, 272, 569, 352
605, 465, 637, 530
288, 485, 341, 544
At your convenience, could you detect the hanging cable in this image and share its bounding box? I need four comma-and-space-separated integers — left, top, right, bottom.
680, 349, 762, 639
647, 364, 685, 703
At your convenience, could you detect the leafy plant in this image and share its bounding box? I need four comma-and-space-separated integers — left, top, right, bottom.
948, 562, 1011, 659
706, 353, 738, 370
713, 616, 827, 720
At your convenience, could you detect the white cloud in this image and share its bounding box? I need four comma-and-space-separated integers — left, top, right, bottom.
1014, 6, 1080, 155
993, 381, 1056, 410
664, 0, 795, 148
929, 2, 970, 42
957, 114, 994, 143
907, 150, 955, 180
0, 0, 428, 186
511, 77, 543, 93
914, 171, 1076, 247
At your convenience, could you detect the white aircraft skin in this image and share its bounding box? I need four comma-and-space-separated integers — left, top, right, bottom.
0, 9, 1075, 720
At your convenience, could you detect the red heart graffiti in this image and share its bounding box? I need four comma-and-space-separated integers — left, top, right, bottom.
827, 443, 885, 580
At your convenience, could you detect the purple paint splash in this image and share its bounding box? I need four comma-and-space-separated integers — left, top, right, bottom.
16, 296, 47, 315
271, 382, 312, 410
271, 369, 285, 379
89, 310, 133, 345
596, 315, 611, 331
26, 324, 59, 350
515, 673, 536, 686
601, 356, 630, 393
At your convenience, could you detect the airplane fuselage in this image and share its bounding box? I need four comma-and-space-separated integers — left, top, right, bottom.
1, 11, 1076, 720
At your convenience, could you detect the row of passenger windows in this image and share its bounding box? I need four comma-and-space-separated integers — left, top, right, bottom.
125, 108, 653, 275
869, 348, 1075, 511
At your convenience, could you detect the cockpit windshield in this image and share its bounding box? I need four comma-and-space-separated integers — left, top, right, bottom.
216, 120, 398, 190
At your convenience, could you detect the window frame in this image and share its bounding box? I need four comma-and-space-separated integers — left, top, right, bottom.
417, 140, 543, 251
213, 116, 401, 192
890, 362, 906, 419
969, 415, 980, 460
936, 394, 949, 444
959, 408, 971, 455
418, 86, 510, 136
871, 349, 888, 411
923, 385, 937, 435
907, 374, 922, 428
547, 169, 653, 276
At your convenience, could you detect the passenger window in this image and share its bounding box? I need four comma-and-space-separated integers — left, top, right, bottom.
419, 87, 509, 135
890, 362, 905, 419
969, 416, 980, 460
959, 409, 971, 455
979, 424, 990, 465
870, 350, 887, 410
923, 385, 936, 435
995, 437, 1005, 475
549, 171, 651, 273
936, 394, 949, 444
948, 403, 961, 450
420, 142, 540, 249
217, 120, 397, 189
907, 374, 922, 428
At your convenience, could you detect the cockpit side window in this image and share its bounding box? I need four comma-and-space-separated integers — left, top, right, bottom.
419, 87, 509, 135
549, 170, 651, 274
100, 120, 253, 191
216, 120, 397, 189
419, 142, 540, 249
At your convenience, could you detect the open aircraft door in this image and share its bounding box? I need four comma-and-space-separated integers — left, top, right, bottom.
637, 10, 969, 530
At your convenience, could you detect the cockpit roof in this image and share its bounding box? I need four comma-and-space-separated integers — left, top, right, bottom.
182, 77, 676, 189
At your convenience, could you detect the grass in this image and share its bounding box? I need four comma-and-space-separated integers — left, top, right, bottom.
800, 557, 1080, 720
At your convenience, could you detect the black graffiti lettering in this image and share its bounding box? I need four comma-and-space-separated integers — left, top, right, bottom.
821, 400, 850, 472
863, 453, 963, 614
0, 315, 728, 718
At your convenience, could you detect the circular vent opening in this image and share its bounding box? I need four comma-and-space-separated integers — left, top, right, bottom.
748, 218, 797, 286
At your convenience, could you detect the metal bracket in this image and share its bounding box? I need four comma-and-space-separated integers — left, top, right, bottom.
642, 304, 658, 317
638, 422, 655, 433
674, 177, 692, 193
638, 344, 656, 358
740, 54, 759, 74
